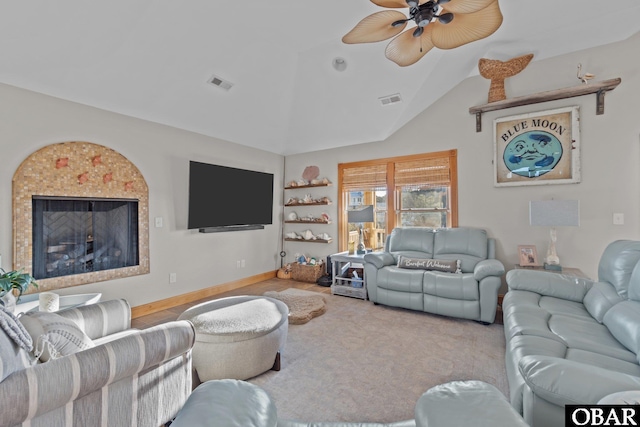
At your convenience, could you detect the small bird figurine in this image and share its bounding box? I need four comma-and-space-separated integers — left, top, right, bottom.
577, 64, 595, 84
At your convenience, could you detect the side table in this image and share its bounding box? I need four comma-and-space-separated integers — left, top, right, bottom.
330, 251, 367, 300
14, 292, 102, 315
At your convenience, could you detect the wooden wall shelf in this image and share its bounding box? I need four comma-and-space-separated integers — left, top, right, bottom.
285, 201, 331, 207
284, 238, 332, 243
469, 78, 621, 132
284, 183, 332, 190
285, 220, 331, 224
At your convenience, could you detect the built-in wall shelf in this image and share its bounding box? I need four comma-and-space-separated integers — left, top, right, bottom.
284, 238, 333, 243
284, 183, 332, 190
285, 220, 331, 224
469, 78, 621, 132
285, 201, 332, 206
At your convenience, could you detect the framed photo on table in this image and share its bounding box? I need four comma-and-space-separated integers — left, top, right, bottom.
494, 106, 581, 187
518, 245, 540, 267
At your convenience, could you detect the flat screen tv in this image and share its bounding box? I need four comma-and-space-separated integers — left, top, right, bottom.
188, 161, 274, 231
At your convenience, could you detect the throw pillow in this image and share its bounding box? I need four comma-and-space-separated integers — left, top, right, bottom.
19, 311, 94, 362
397, 256, 461, 273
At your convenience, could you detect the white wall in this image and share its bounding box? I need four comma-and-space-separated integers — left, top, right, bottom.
2, 33, 638, 306
0, 84, 284, 306
285, 32, 640, 284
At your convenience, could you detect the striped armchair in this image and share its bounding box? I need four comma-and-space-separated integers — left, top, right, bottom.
0, 299, 195, 427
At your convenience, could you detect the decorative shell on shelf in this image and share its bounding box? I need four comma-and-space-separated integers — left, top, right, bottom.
317, 232, 331, 241
301, 230, 314, 240
288, 211, 298, 221
286, 232, 299, 239
302, 166, 320, 181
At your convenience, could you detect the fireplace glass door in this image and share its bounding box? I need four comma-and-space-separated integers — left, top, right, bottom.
32, 197, 139, 280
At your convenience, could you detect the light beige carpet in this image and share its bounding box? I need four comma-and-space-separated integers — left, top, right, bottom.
263, 288, 328, 325
249, 292, 508, 423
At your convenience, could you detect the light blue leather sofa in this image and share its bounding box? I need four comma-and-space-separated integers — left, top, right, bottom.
503, 240, 640, 427
363, 227, 505, 324
169, 379, 528, 427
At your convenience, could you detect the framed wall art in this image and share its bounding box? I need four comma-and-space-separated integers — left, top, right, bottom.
518, 245, 540, 267
494, 106, 580, 187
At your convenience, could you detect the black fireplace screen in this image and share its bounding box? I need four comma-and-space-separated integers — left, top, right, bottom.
32, 197, 139, 280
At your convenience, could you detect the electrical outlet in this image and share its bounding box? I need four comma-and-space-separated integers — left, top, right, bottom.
613, 213, 624, 225
236, 260, 241, 268
169, 273, 177, 283
241, 259, 246, 268
155, 217, 163, 228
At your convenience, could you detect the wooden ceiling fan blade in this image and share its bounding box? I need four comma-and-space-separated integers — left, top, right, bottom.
431, 0, 502, 49
343, 11, 408, 44
385, 26, 435, 67
371, 0, 411, 8
442, 0, 498, 14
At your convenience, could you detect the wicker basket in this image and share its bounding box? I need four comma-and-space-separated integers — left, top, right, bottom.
291, 262, 323, 283
276, 267, 292, 279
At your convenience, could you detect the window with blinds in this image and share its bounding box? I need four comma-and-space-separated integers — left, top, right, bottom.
338, 150, 457, 252
395, 156, 452, 229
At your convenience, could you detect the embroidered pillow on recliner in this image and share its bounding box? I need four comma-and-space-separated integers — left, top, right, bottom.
397, 256, 461, 273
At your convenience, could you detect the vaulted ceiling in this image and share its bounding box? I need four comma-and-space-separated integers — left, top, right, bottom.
1, 1, 639, 155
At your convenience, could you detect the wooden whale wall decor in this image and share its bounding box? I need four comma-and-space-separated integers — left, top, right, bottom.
478, 53, 534, 103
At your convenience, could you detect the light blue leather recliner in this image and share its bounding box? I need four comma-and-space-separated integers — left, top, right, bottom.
503, 240, 640, 427
169, 379, 528, 427
364, 227, 505, 324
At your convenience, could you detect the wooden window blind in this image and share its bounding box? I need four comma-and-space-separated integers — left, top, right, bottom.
341, 164, 387, 191
394, 157, 451, 189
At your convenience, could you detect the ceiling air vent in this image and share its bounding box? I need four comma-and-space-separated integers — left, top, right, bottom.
208, 74, 233, 91
379, 93, 402, 106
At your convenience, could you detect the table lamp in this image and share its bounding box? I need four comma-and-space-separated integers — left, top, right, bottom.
347, 205, 374, 255
529, 200, 580, 271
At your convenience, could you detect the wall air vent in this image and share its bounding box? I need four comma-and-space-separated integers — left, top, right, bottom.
208, 74, 234, 91
379, 93, 402, 106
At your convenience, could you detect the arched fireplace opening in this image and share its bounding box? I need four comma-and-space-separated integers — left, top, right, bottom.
13, 141, 150, 293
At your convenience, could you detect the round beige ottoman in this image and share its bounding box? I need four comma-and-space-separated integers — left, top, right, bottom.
178, 295, 288, 381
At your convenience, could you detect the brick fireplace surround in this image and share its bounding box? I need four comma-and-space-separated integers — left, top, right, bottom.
12, 141, 149, 293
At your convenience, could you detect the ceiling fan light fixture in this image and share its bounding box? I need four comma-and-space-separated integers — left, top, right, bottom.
332, 57, 347, 72
438, 12, 454, 24
414, 7, 436, 27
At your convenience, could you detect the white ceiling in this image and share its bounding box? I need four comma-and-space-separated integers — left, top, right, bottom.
1, 1, 639, 155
